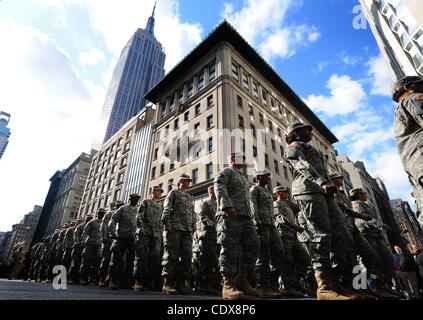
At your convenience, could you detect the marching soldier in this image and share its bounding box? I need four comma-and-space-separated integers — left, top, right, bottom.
62, 221, 76, 272
68, 216, 91, 284
284, 123, 356, 300
196, 185, 220, 296
273, 185, 309, 297
214, 153, 259, 300
80, 208, 106, 285
133, 186, 164, 291
161, 174, 196, 295
108, 193, 140, 290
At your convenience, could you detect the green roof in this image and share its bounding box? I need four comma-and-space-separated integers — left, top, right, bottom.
145, 20, 338, 144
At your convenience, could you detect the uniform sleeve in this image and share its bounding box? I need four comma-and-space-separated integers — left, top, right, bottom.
199, 202, 214, 228
82, 222, 90, 243
162, 190, 175, 224
405, 94, 423, 128
249, 186, 261, 226
214, 169, 233, 210
191, 198, 197, 231
285, 142, 328, 187
109, 207, 122, 237
137, 200, 146, 232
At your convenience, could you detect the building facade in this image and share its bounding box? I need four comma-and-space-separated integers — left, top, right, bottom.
31, 171, 63, 244
44, 153, 92, 236
360, 0, 423, 79
79, 106, 156, 218
144, 21, 339, 212
93, 4, 166, 149
0, 231, 11, 264
0, 111, 11, 160
390, 199, 423, 248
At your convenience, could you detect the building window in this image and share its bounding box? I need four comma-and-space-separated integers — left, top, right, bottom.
265, 154, 269, 168
207, 115, 214, 129
253, 146, 257, 157
242, 72, 249, 90
252, 81, 259, 97
184, 111, 189, 122
160, 104, 166, 118
242, 138, 246, 153
101, 184, 107, 193
271, 139, 276, 151
262, 88, 268, 104
160, 163, 165, 175
124, 142, 130, 152
238, 115, 244, 129
268, 120, 273, 132
120, 157, 127, 167
237, 95, 243, 108
208, 137, 213, 153
111, 165, 117, 174
231, 62, 239, 80
178, 89, 184, 105
117, 172, 124, 184
283, 165, 289, 179
192, 168, 199, 185
118, 138, 123, 146
108, 179, 114, 190
165, 125, 170, 136
274, 160, 279, 174
115, 150, 121, 159
208, 62, 216, 82
169, 97, 175, 113
249, 105, 254, 116
188, 81, 194, 98
194, 122, 200, 135
111, 144, 116, 152
198, 72, 205, 91
195, 104, 201, 116
259, 113, 264, 124
277, 128, 282, 138
251, 124, 256, 137
206, 163, 213, 180
114, 189, 121, 202
168, 179, 174, 193
151, 167, 156, 179
207, 95, 214, 108
174, 118, 179, 130
126, 129, 133, 139
154, 148, 158, 160
280, 145, 285, 157
170, 162, 175, 171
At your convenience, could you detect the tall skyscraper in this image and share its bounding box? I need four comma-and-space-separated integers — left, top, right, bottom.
0, 111, 11, 160
360, 0, 423, 80
93, 3, 166, 149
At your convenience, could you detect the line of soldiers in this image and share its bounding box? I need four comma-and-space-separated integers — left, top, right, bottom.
22, 128, 404, 300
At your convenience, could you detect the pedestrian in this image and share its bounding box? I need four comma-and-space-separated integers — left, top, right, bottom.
393, 245, 421, 299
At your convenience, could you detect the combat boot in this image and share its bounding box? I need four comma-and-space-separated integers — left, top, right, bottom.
79, 279, 88, 286
200, 279, 220, 296
280, 285, 305, 298
104, 276, 110, 288
109, 278, 119, 290
162, 278, 178, 295
373, 281, 401, 300
176, 278, 193, 295
259, 283, 281, 299
234, 274, 259, 297
133, 281, 145, 292
222, 277, 244, 300
98, 281, 105, 288
315, 272, 354, 300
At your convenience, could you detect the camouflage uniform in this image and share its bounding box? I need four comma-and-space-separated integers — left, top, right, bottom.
285, 141, 350, 275
68, 223, 85, 282
55, 228, 67, 266
134, 198, 163, 288
99, 210, 114, 283
31, 243, 45, 281
250, 185, 285, 288
161, 187, 196, 283
61, 226, 75, 271
196, 199, 219, 285
352, 200, 394, 284
214, 167, 259, 281
394, 91, 423, 214
273, 200, 309, 286
80, 218, 103, 283
38, 236, 52, 281
9, 247, 25, 280
47, 229, 61, 280
108, 204, 138, 282
27, 243, 41, 280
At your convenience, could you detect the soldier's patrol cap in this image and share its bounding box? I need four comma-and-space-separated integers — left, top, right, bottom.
208, 185, 215, 192
349, 188, 367, 197
97, 208, 107, 214
129, 193, 141, 198
253, 170, 271, 177
286, 122, 313, 136
179, 174, 192, 181
273, 186, 289, 193
329, 172, 344, 180
116, 200, 124, 205
152, 186, 164, 193
392, 76, 423, 102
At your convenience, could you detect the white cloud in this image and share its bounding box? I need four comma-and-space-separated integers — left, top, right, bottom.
337, 51, 362, 66
367, 54, 394, 96
304, 74, 367, 116
0, 21, 104, 230
222, 0, 320, 61
79, 47, 105, 65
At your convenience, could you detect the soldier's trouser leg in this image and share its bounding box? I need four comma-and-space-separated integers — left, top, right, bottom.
239, 218, 260, 280
281, 237, 297, 285
257, 226, 271, 286
295, 194, 332, 273
268, 226, 285, 285
80, 245, 93, 282
353, 231, 378, 278
109, 239, 132, 281
199, 237, 218, 282
376, 238, 394, 284
124, 240, 135, 285
326, 197, 350, 275
99, 242, 111, 281
133, 236, 146, 282
293, 239, 310, 280
180, 232, 193, 281
68, 246, 83, 282
62, 249, 72, 272
162, 231, 182, 280
365, 236, 388, 283
148, 237, 162, 286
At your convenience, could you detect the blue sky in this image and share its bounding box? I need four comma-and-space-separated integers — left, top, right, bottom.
0, 0, 413, 230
